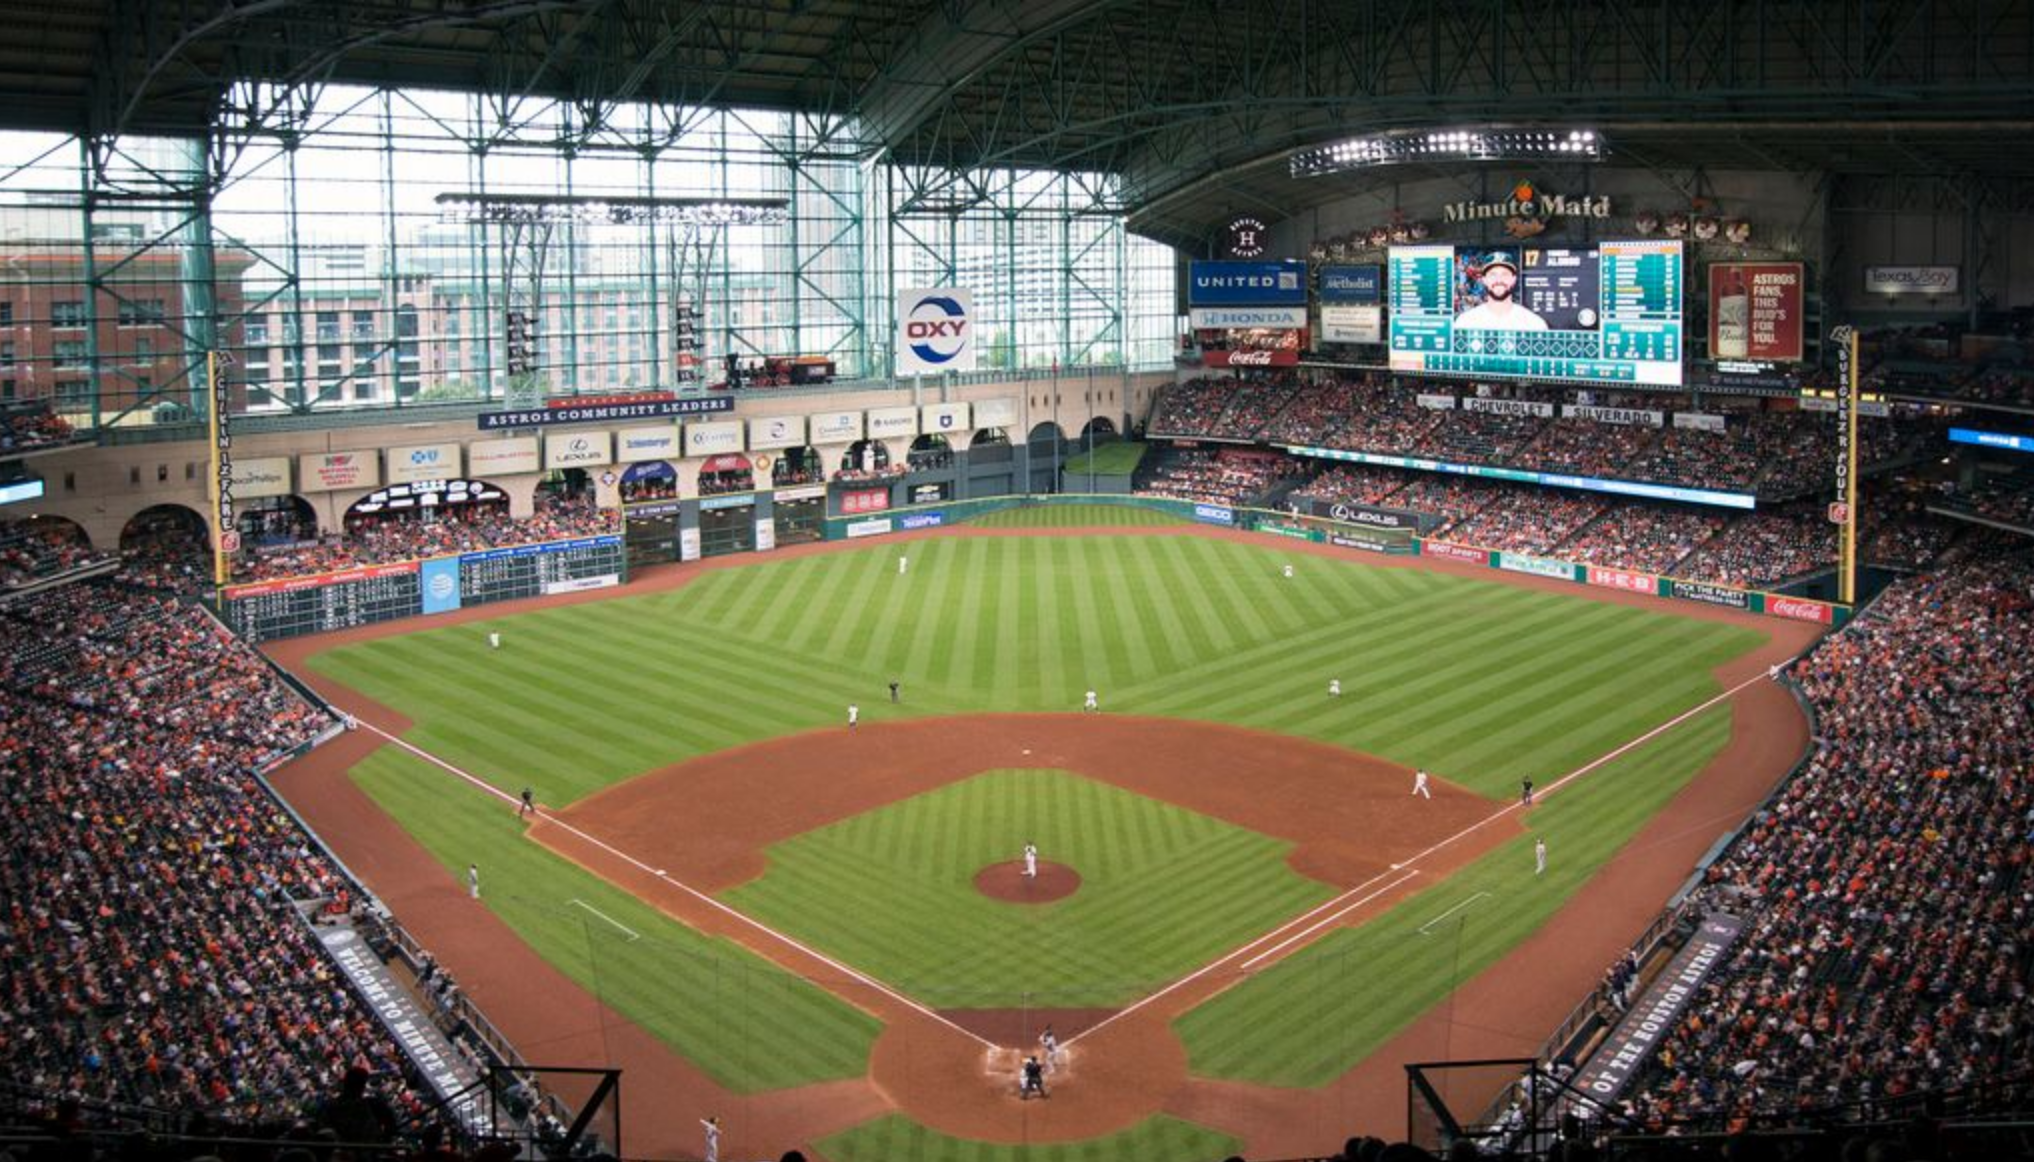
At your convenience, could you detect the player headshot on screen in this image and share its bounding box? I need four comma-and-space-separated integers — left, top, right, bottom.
1455, 251, 1549, 331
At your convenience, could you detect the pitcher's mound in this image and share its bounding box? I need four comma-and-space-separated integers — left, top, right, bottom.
975, 860, 1080, 903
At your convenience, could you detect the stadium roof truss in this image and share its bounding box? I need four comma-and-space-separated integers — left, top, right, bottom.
2, 0, 2031, 247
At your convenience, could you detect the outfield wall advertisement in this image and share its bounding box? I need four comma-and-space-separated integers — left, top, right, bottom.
1288, 444, 1756, 511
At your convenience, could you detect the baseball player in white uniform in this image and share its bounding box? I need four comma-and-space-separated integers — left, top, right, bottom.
1282, 564, 1294, 579
848, 703, 859, 728
467, 864, 481, 899
699, 1117, 720, 1162
1083, 690, 1098, 713
1329, 678, 1341, 697
1023, 842, 1038, 878
898, 555, 908, 575
488, 632, 500, 650
1413, 769, 1431, 798
1535, 837, 1548, 875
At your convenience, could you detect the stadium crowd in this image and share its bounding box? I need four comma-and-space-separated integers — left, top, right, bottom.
230, 493, 615, 583
1557, 505, 1730, 575
1675, 505, 1837, 588
1, 515, 111, 590
1625, 541, 2034, 1124
1434, 491, 1605, 554
0, 583, 426, 1122
1138, 448, 1295, 506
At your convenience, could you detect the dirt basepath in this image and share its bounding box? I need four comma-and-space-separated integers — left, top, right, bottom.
264, 525, 1821, 1160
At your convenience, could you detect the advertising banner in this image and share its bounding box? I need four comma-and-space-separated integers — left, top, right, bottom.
846, 517, 894, 538
1255, 520, 1319, 541
809, 410, 863, 445
748, 415, 805, 452
679, 527, 701, 561
314, 927, 488, 1136
900, 512, 946, 530
1588, 566, 1658, 594
896, 287, 977, 375
1190, 306, 1309, 329
1768, 596, 1835, 624
1949, 427, 2034, 454
227, 560, 419, 599
478, 396, 733, 430
1572, 913, 1745, 1103
910, 482, 950, 505
922, 402, 971, 436
1319, 305, 1383, 344
541, 575, 620, 595
1498, 551, 1576, 580
1310, 499, 1419, 531
1318, 264, 1384, 304
868, 406, 919, 439
973, 397, 1018, 429
615, 425, 678, 463
419, 557, 462, 615
1863, 266, 1958, 296
1464, 397, 1556, 418
699, 494, 753, 511
1417, 393, 1458, 410
1708, 262, 1804, 362
1201, 348, 1300, 368
775, 484, 827, 502
467, 437, 541, 476
1669, 579, 1752, 610
387, 442, 462, 485
841, 488, 890, 514
1673, 412, 1727, 432
544, 431, 613, 470
299, 451, 379, 493
684, 421, 744, 458
1192, 502, 1235, 526
1330, 532, 1393, 553
755, 518, 776, 553
1188, 260, 1308, 306
230, 456, 294, 500
1564, 405, 1664, 427
1421, 540, 1488, 564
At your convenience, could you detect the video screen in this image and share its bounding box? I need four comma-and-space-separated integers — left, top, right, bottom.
1388, 241, 1684, 386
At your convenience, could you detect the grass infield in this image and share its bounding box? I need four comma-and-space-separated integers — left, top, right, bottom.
307, 533, 1766, 1101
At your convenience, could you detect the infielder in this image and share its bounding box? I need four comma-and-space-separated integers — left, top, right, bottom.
1521, 777, 1535, 806
1413, 769, 1431, 798
467, 863, 481, 900
1023, 842, 1038, 878
847, 703, 859, 728
1083, 690, 1098, 713
699, 1117, 720, 1162
1329, 678, 1341, 697
1534, 837, 1548, 875
518, 788, 535, 818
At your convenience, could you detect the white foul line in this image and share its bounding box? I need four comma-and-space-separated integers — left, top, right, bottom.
1070, 662, 1785, 1046
567, 898, 642, 941
1416, 891, 1491, 936
354, 721, 999, 1051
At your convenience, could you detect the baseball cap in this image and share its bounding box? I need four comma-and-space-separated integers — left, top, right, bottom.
1481, 250, 1519, 275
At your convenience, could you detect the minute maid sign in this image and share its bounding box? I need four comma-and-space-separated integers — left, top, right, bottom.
896, 288, 976, 375
1443, 180, 1610, 225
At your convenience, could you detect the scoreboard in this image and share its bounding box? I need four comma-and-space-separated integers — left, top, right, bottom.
220, 535, 624, 642
1389, 241, 1684, 386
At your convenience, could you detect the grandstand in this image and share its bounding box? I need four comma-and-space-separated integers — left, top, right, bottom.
2, 3, 2033, 1162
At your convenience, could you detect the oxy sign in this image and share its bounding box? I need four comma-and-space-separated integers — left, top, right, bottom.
896, 288, 976, 375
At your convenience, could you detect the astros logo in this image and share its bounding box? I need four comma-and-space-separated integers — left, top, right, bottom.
903, 295, 970, 366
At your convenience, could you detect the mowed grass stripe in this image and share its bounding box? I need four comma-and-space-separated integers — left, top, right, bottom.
963, 503, 1189, 529
817, 1113, 1237, 1162
1175, 704, 1734, 1086
347, 747, 879, 1091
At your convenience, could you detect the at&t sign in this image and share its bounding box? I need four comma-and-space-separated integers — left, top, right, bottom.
895, 287, 976, 375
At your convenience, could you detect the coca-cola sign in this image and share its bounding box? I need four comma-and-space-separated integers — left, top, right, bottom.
1203, 348, 1299, 368
1768, 596, 1834, 624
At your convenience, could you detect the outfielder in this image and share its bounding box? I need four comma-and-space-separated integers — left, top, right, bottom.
1535, 837, 1548, 875
1329, 678, 1341, 697
848, 703, 859, 728
1083, 689, 1098, 713
1413, 769, 1431, 798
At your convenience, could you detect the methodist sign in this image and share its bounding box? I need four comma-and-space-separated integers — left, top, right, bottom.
896, 287, 977, 375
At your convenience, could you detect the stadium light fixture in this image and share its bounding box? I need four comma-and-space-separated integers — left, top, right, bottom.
435, 192, 789, 226
1291, 128, 1602, 177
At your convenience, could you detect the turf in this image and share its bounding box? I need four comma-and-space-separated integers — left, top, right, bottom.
346, 747, 883, 1092
1173, 703, 1735, 1086
816, 1113, 1239, 1162
1059, 442, 1147, 475
965, 502, 1185, 528
722, 769, 1335, 1007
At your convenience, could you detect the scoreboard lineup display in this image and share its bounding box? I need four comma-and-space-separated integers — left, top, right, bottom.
221, 536, 624, 642
1389, 241, 1685, 386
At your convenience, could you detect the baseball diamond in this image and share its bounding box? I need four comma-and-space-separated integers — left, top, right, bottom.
264, 521, 1817, 1157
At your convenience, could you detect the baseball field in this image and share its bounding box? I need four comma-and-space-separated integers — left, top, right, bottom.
267, 512, 1818, 1161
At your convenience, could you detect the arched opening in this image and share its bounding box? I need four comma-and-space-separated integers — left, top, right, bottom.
966, 427, 1017, 498
771, 447, 823, 488
1026, 422, 1066, 493
838, 438, 895, 481
236, 495, 319, 549
344, 479, 509, 536
538, 467, 594, 505
619, 461, 677, 505
698, 454, 755, 497
0, 513, 101, 590
907, 433, 954, 472
119, 504, 210, 594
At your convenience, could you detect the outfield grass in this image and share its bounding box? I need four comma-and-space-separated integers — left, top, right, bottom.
347, 747, 882, 1092
965, 502, 1186, 528
817, 1114, 1238, 1162
723, 769, 1335, 1006
1060, 441, 1147, 475
1175, 704, 1734, 1086
305, 533, 1769, 1095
